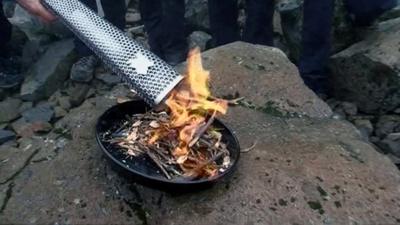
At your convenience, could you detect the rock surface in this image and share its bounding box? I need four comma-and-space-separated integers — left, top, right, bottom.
0, 129, 16, 145
20, 39, 76, 102
193, 42, 332, 118
379, 132, 400, 157
0, 98, 22, 123
21, 104, 54, 123
69, 56, 97, 83
1, 91, 400, 224
1, 42, 400, 225
330, 18, 400, 114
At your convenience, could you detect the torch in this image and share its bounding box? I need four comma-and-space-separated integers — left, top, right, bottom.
41, 0, 184, 107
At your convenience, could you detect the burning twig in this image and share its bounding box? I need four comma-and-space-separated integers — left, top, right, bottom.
101, 48, 232, 180
102, 111, 231, 180
188, 111, 217, 148
145, 148, 172, 179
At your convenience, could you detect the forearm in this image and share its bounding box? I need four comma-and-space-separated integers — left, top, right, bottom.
15, 0, 56, 22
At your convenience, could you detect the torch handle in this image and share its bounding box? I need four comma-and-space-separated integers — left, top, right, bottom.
41, 0, 183, 106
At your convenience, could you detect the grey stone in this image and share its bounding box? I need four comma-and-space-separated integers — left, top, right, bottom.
126, 25, 145, 37
0, 129, 16, 145
339, 102, 358, 116
378, 5, 400, 22
387, 133, 400, 141
21, 104, 54, 123
378, 133, 400, 157
57, 96, 72, 111
68, 83, 91, 107
70, 56, 98, 83
0, 98, 22, 123
333, 106, 346, 116
54, 107, 68, 120
21, 40, 45, 69
330, 18, 400, 113
33, 122, 52, 133
48, 90, 62, 106
370, 136, 380, 144
354, 119, 374, 137
326, 98, 341, 110
332, 109, 346, 121
20, 39, 76, 102
189, 31, 212, 51
10, 118, 27, 136
387, 153, 400, 165
18, 102, 33, 114
85, 88, 96, 99
11, 118, 53, 137
95, 72, 121, 86
375, 115, 400, 138
125, 12, 141, 24
179, 42, 332, 118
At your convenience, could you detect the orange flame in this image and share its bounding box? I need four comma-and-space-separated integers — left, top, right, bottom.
150, 48, 228, 162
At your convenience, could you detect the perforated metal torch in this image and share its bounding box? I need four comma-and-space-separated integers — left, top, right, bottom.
41, 0, 184, 107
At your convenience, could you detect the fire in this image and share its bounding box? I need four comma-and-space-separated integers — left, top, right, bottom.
150, 48, 228, 164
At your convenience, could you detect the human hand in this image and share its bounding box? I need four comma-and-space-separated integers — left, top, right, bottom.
16, 0, 56, 23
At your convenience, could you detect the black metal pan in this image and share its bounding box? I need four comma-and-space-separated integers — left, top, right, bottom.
95, 100, 240, 192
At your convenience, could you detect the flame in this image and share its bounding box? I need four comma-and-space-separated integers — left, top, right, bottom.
150, 48, 228, 163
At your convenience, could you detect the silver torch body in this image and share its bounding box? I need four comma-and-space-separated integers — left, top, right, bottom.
42, 0, 184, 106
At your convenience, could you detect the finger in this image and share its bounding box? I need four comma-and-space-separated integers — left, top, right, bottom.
35, 4, 57, 22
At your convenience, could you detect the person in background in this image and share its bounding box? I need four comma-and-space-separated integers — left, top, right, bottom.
208, 0, 397, 95
0, 0, 55, 88
208, 0, 275, 46
70, 0, 126, 82
71, 0, 126, 82
299, 0, 397, 95
139, 0, 188, 66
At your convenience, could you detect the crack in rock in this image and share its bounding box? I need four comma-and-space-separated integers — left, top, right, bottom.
0, 148, 40, 185
0, 182, 14, 214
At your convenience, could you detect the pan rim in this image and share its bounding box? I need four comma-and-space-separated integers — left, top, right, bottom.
95, 100, 241, 185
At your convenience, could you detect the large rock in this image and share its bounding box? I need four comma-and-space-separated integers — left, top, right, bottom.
2, 41, 400, 224
330, 18, 400, 113
20, 39, 76, 102
1, 89, 400, 224
197, 42, 332, 118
